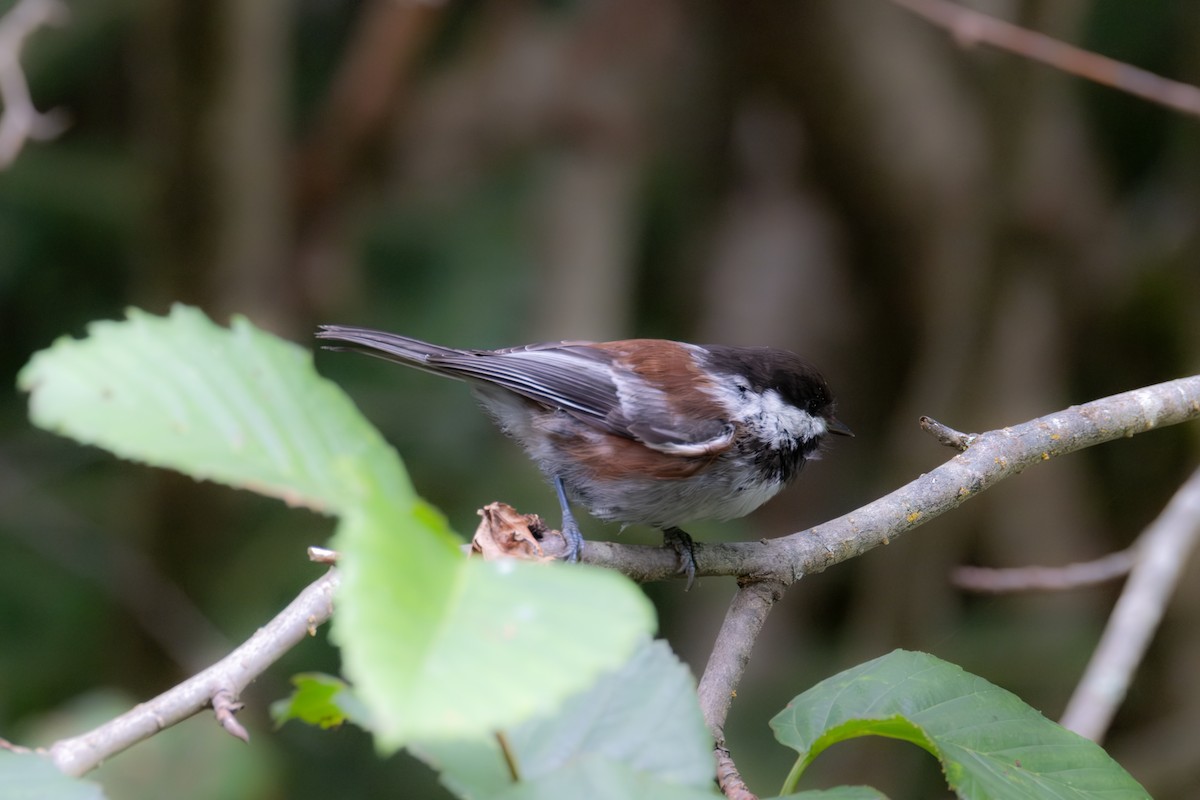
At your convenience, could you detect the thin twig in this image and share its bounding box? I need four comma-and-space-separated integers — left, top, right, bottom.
952, 547, 1136, 593
697, 580, 787, 737
697, 579, 785, 800
211, 689, 249, 743
920, 415, 976, 451
0, 737, 34, 754
0, 0, 68, 168
46, 569, 339, 777
715, 743, 759, 800
889, 0, 1200, 118
1060, 466, 1200, 742
495, 731, 521, 783
308, 545, 339, 564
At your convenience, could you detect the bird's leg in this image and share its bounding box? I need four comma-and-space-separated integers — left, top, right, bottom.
661, 527, 697, 591
553, 475, 584, 563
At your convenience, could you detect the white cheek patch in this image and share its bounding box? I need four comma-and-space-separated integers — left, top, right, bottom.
713, 385, 826, 449
758, 388, 827, 442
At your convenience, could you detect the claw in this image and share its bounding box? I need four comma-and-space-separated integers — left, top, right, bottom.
662, 527, 697, 590
560, 516, 584, 563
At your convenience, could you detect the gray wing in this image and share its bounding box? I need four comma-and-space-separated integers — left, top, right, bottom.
317, 326, 733, 454
437, 344, 734, 455
430, 343, 622, 426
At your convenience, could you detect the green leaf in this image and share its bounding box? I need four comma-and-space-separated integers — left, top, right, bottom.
271, 673, 370, 730
333, 480, 657, 748
417, 639, 712, 798
770, 789, 889, 800
490, 758, 721, 800
21, 306, 656, 751
771, 650, 1150, 799
18, 304, 406, 514
0, 751, 106, 800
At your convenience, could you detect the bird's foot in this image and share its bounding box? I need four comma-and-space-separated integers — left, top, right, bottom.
553, 475, 585, 563
662, 527, 697, 590
560, 517, 585, 563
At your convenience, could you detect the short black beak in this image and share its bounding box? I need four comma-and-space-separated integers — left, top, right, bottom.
827, 416, 854, 437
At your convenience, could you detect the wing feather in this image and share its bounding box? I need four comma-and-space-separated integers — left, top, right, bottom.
317, 326, 735, 455
427, 346, 619, 423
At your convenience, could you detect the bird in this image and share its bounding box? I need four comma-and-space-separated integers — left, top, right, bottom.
316, 325, 851, 587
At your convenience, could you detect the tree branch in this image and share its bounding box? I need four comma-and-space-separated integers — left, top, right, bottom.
697, 579, 787, 739
919, 415, 975, 451
46, 568, 339, 777
952, 548, 1136, 593
714, 742, 759, 800
1059, 465, 1200, 742
888, 0, 1200, 118
0, 0, 68, 168
698, 580, 783, 800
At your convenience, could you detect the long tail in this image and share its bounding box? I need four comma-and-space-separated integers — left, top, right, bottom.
315, 325, 472, 380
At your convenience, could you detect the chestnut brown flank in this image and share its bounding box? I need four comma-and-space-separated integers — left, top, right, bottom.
558, 426, 725, 480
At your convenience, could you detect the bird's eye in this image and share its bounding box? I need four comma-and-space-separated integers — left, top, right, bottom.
735, 383, 749, 395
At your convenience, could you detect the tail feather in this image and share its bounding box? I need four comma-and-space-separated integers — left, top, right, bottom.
315, 325, 471, 380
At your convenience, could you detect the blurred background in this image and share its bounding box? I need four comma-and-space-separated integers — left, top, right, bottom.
2, 0, 1199, 797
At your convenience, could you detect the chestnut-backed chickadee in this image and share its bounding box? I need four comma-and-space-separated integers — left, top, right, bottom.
316, 326, 851, 586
